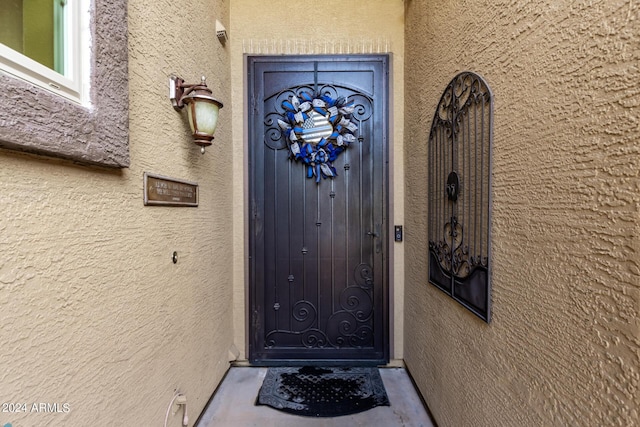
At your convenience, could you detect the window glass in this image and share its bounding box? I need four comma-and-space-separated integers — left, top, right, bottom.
0, 0, 82, 102
0, 0, 129, 167
0, 0, 64, 73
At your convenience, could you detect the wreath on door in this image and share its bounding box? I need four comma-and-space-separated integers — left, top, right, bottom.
277, 92, 358, 182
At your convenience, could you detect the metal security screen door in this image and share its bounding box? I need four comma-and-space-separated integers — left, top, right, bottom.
248, 55, 389, 364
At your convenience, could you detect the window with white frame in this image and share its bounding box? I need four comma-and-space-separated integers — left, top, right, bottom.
0, 0, 87, 103
0, 0, 129, 168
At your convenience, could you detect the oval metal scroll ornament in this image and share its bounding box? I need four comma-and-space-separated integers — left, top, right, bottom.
277, 92, 358, 182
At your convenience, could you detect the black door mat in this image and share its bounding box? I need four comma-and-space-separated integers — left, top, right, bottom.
256, 366, 390, 417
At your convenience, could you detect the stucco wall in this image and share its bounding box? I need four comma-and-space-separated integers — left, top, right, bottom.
230, 0, 406, 362
404, 0, 639, 426
0, 0, 232, 425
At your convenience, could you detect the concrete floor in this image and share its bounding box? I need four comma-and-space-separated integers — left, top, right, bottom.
196, 367, 435, 427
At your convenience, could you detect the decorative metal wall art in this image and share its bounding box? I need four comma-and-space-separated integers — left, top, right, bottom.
277, 91, 358, 182
428, 72, 493, 322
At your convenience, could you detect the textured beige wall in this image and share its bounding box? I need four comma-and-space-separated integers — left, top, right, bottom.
230, 0, 406, 361
404, 0, 639, 426
0, 1, 232, 426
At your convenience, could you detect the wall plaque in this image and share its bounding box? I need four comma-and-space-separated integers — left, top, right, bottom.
143, 173, 198, 207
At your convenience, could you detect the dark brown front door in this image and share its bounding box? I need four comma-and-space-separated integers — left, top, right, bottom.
248, 55, 389, 364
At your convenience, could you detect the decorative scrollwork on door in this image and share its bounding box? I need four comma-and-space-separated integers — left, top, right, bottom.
264, 263, 375, 349
428, 72, 492, 322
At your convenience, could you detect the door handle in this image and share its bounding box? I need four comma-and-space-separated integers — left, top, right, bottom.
367, 225, 382, 254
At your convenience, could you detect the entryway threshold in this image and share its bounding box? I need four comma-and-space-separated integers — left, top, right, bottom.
230, 358, 406, 368
195, 366, 435, 427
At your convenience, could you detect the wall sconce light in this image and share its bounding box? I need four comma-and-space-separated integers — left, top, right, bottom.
170, 76, 223, 154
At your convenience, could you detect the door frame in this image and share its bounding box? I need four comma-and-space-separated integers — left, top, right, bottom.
246, 54, 391, 365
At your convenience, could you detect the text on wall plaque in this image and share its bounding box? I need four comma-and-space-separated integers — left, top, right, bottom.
143, 173, 198, 206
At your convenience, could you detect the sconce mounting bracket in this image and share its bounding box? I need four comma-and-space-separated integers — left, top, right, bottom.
169, 76, 186, 110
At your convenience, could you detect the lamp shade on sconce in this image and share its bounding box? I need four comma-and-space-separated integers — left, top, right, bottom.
185, 96, 221, 146
170, 75, 224, 153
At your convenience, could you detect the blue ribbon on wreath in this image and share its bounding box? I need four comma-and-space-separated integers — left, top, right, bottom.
277, 91, 358, 183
